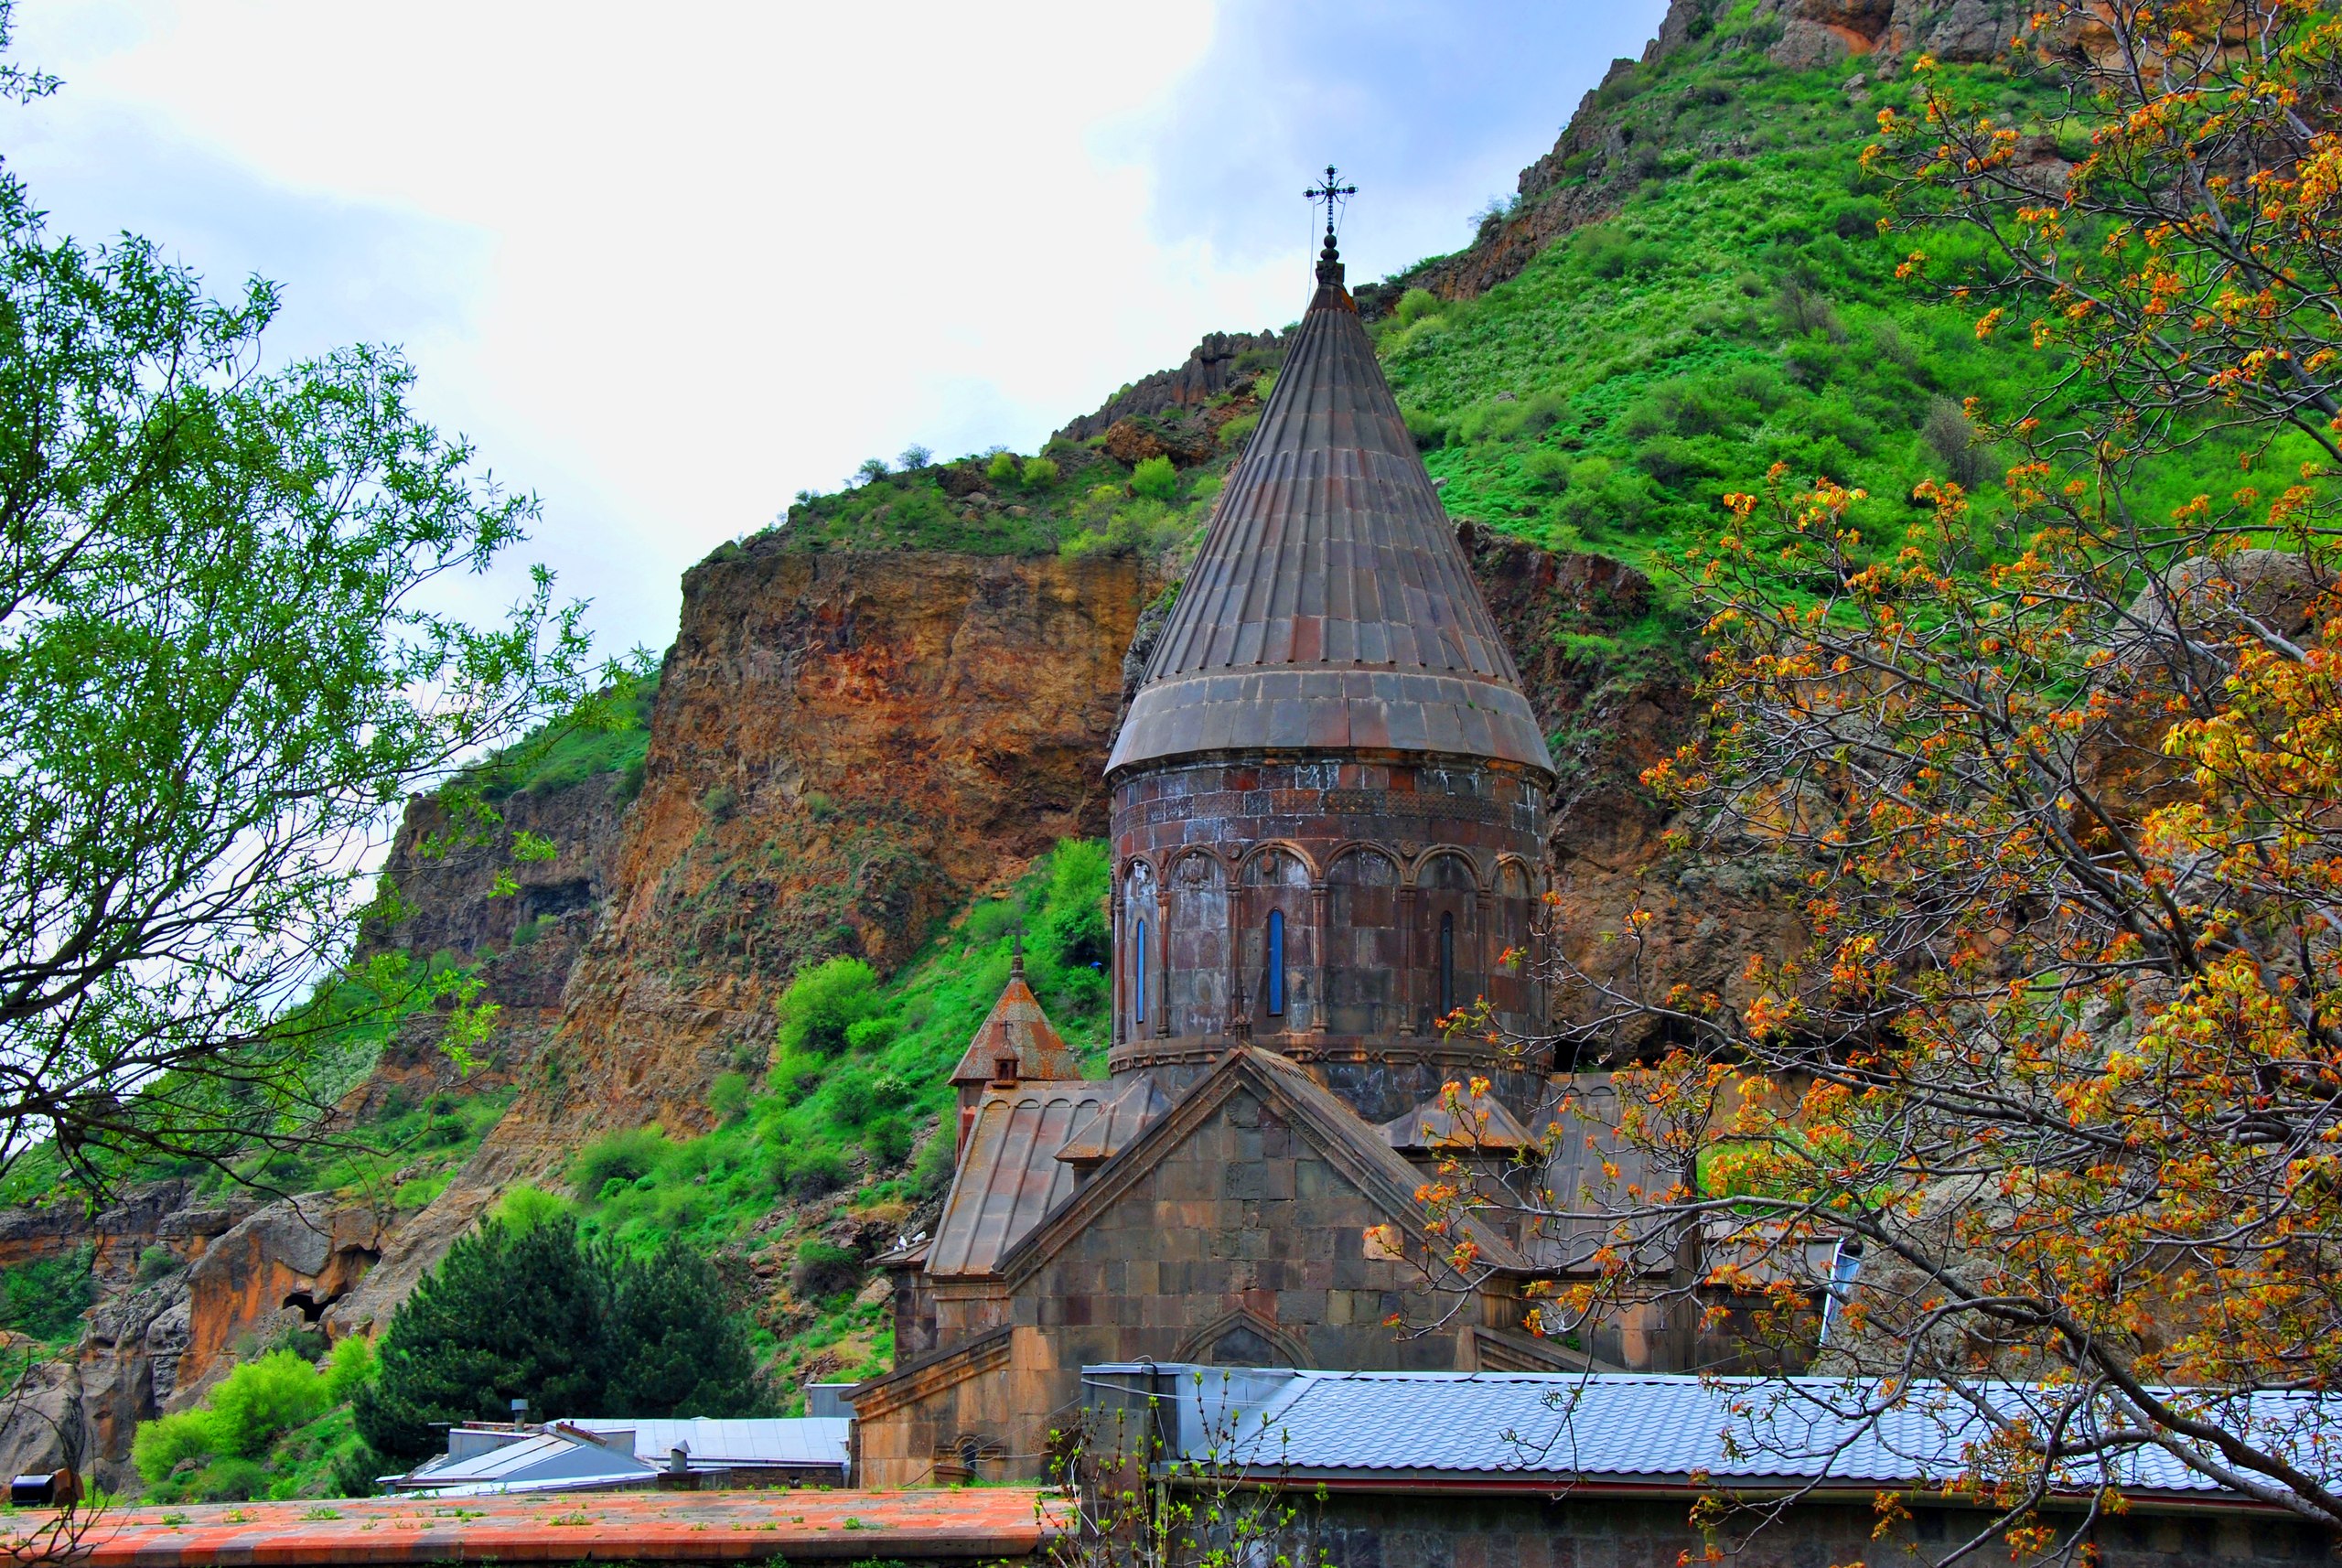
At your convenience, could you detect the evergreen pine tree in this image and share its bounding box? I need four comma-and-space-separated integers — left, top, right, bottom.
604, 1238, 773, 1419
354, 1217, 612, 1461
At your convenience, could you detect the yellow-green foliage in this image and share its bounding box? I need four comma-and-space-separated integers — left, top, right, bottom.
1021, 456, 1059, 489
1129, 456, 1177, 501
134, 1350, 332, 1481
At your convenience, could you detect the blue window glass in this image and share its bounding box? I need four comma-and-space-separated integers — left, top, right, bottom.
1133, 919, 1147, 1024
1265, 910, 1285, 1016
1439, 912, 1455, 1014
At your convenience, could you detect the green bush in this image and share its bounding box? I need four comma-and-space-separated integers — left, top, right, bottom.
776, 1146, 847, 1198
1218, 410, 1261, 449
570, 1125, 670, 1198
790, 1240, 863, 1301
1524, 448, 1573, 491
843, 1016, 898, 1053
194, 1456, 271, 1502
493, 1184, 569, 1233
0, 1243, 92, 1340
776, 956, 880, 1056
136, 1245, 178, 1283
1021, 456, 1060, 489
1128, 456, 1177, 501
210, 1349, 333, 1455
964, 900, 1022, 947
864, 1115, 914, 1168
1394, 286, 1442, 327
984, 451, 1019, 485
133, 1408, 225, 1483
708, 1071, 750, 1123
323, 1336, 378, 1404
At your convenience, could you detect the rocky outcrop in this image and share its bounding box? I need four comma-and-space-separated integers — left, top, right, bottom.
330, 544, 1162, 1337
0, 1182, 392, 1488
177, 1197, 382, 1393
1055, 331, 1282, 444
364, 771, 632, 967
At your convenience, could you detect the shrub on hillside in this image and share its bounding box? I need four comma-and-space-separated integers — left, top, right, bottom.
985, 451, 1020, 485
569, 1126, 669, 1198
1525, 448, 1573, 492
1021, 456, 1059, 489
1394, 286, 1441, 328
708, 1070, 750, 1124
775, 956, 880, 1056
776, 1145, 847, 1197
790, 1240, 863, 1302
133, 1348, 338, 1486
0, 1243, 93, 1340
1129, 456, 1176, 501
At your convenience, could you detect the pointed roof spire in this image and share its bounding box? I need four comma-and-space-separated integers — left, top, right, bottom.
1105, 177, 1554, 779
949, 950, 1081, 1089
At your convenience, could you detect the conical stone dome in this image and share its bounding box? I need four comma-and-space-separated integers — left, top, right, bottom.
1106, 247, 1553, 779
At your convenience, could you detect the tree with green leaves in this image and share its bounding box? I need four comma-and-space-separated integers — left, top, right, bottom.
603, 1237, 769, 1422
353, 1217, 614, 1462
353, 1218, 769, 1464
0, 2, 620, 1191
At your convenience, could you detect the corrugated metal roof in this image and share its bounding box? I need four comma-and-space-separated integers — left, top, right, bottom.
1106, 247, 1553, 779
570, 1417, 849, 1468
401, 1431, 649, 1489
1127, 1368, 2342, 1501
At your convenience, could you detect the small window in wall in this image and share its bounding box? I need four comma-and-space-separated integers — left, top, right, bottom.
1134, 919, 1147, 1024
1439, 912, 1455, 1015
1265, 910, 1285, 1015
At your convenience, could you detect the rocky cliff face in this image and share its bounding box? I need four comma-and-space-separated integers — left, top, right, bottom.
329, 542, 1163, 1335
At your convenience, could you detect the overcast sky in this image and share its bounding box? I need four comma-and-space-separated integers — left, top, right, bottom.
4, 0, 1668, 656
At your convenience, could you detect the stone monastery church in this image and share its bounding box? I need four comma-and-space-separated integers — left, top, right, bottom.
854, 226, 1658, 1487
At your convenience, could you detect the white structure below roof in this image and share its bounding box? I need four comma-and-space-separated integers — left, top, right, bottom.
390, 1417, 851, 1497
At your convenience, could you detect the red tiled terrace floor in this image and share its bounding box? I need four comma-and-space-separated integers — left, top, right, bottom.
3, 1487, 1064, 1565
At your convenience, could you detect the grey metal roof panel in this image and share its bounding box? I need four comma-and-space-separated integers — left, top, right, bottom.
1152, 1370, 2335, 1500
571, 1418, 850, 1467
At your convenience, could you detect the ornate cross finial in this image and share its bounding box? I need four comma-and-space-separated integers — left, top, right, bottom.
1305, 164, 1357, 287
1305, 164, 1356, 242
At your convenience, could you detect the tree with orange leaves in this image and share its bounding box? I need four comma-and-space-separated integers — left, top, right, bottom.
1420, 3, 2342, 1559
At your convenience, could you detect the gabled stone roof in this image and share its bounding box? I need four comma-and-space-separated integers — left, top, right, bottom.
1106, 241, 1554, 779
997, 1047, 1531, 1284
947, 950, 1082, 1088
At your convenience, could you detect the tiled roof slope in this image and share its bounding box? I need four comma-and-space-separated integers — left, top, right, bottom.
52, 1488, 1065, 1565
927, 1081, 1159, 1278
1105, 249, 1554, 779
947, 954, 1083, 1089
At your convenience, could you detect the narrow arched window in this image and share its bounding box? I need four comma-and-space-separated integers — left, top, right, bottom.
1133, 919, 1148, 1025
1439, 912, 1455, 1015
1264, 909, 1285, 1016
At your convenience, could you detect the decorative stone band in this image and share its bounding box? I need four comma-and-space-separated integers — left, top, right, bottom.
1108, 1036, 1519, 1075
1108, 664, 1552, 777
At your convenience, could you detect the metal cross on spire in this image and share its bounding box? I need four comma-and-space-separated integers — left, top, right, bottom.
1305, 164, 1357, 242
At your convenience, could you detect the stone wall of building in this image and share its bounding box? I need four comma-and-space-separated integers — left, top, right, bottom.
1252, 1490, 2334, 1568
1112, 755, 1547, 1122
